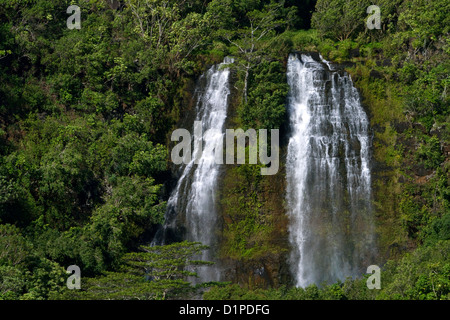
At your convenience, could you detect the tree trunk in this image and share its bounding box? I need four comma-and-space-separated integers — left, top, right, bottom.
243, 66, 250, 104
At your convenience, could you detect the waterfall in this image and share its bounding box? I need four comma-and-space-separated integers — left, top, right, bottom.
154, 57, 233, 282
285, 53, 375, 287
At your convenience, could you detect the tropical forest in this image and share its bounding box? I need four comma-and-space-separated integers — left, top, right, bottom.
0, 0, 448, 301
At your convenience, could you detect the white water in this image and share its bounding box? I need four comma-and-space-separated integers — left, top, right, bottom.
155, 57, 233, 282
286, 53, 375, 287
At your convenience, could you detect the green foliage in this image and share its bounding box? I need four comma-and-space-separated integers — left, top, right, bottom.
426, 214, 450, 245
0, 224, 30, 267
0, 167, 37, 226
0, 266, 26, 300
378, 241, 450, 300
0, 224, 68, 300
108, 133, 167, 177
205, 242, 450, 300
204, 281, 374, 300
239, 60, 289, 130
221, 164, 277, 261
54, 241, 213, 300
0, 0, 448, 301
286, 29, 320, 51
21, 258, 67, 300
312, 0, 369, 41
218, 0, 296, 103
415, 136, 444, 170
403, 64, 449, 130
397, 0, 449, 47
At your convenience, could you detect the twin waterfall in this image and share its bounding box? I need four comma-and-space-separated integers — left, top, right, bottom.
156, 57, 233, 282
286, 54, 375, 286
157, 54, 375, 286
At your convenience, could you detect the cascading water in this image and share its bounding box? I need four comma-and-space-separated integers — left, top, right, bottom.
285, 53, 375, 287
154, 57, 233, 282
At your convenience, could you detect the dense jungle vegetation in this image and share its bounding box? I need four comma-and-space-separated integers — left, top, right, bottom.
0, 0, 448, 300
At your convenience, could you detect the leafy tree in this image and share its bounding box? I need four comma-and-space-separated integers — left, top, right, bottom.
0, 224, 30, 267
123, 0, 218, 76
312, 0, 369, 41
88, 175, 167, 251
378, 241, 450, 300
397, 0, 449, 51
21, 257, 66, 300
108, 133, 167, 177
0, 266, 26, 300
220, 0, 295, 102
55, 241, 213, 300
416, 136, 444, 170
239, 60, 288, 130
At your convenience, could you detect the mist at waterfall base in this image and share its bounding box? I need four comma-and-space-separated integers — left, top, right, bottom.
153, 57, 233, 283
285, 53, 376, 288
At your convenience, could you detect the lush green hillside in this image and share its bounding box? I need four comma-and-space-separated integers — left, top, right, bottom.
0, 0, 448, 300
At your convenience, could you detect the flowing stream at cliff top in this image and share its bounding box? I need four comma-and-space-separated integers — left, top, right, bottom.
285, 53, 375, 287
154, 57, 233, 282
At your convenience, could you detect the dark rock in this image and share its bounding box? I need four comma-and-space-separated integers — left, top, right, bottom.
412, 163, 433, 177
291, 51, 321, 62
349, 48, 360, 58
393, 121, 410, 134
338, 61, 356, 69
289, 51, 356, 74
430, 130, 442, 139
413, 122, 427, 134
37, 112, 48, 121
308, 51, 322, 62
387, 242, 408, 260
376, 58, 392, 67
430, 125, 445, 139
443, 144, 450, 158
402, 137, 417, 151
369, 69, 384, 79
373, 48, 383, 55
